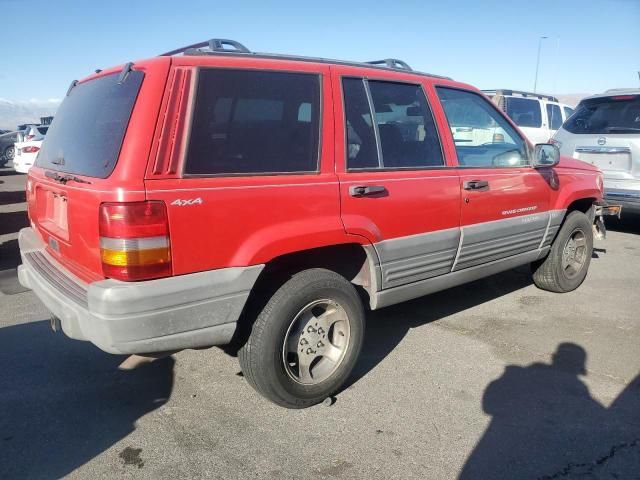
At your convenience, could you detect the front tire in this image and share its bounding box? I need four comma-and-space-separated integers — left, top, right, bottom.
532, 210, 594, 293
239, 268, 365, 408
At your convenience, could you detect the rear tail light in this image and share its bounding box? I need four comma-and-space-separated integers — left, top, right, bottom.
99, 201, 171, 281
22, 146, 40, 153
26, 134, 35, 141
611, 95, 638, 101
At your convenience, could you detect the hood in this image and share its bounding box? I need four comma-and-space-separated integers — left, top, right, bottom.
556, 155, 599, 172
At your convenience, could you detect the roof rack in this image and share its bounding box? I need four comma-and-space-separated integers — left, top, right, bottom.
160, 38, 449, 79
482, 89, 558, 102
161, 38, 251, 57
366, 59, 412, 71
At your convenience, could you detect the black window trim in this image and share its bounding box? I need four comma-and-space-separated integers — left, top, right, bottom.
434, 84, 534, 170
181, 66, 323, 179
341, 75, 447, 173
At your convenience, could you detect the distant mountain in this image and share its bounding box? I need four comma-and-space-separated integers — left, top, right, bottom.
0, 98, 60, 130
555, 94, 591, 107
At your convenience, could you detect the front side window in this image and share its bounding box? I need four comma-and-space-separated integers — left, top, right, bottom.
505, 97, 542, 128
184, 69, 320, 175
436, 87, 529, 167
546, 103, 563, 130
342, 78, 443, 169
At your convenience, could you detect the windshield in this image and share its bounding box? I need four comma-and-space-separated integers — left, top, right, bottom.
36, 71, 144, 178
563, 95, 640, 134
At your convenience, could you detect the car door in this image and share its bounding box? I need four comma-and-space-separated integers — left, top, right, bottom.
434, 87, 553, 271
333, 68, 461, 289
546, 102, 564, 139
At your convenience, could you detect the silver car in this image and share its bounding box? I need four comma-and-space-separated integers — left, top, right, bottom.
552, 89, 640, 213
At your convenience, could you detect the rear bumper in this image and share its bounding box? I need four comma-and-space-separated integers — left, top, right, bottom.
18, 227, 263, 354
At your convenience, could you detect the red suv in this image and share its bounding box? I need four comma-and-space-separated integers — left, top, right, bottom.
18, 39, 618, 408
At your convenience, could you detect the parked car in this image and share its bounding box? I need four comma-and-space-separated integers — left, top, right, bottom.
0, 130, 20, 167
483, 90, 575, 144
13, 139, 43, 173
17, 39, 618, 408
552, 89, 640, 214
23, 125, 49, 141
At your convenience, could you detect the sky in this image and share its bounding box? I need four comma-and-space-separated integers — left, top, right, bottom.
0, 0, 638, 104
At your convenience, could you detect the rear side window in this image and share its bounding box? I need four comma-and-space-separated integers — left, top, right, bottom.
184, 69, 321, 175
546, 103, 563, 130
505, 97, 542, 128
342, 78, 443, 170
36, 71, 144, 178
563, 106, 575, 120
36, 126, 49, 135
563, 95, 640, 134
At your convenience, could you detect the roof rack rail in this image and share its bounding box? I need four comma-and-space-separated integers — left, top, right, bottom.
159, 39, 449, 79
161, 38, 251, 56
366, 58, 412, 71
482, 89, 558, 102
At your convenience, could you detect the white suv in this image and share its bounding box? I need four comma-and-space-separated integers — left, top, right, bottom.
483, 90, 575, 144
552, 89, 640, 214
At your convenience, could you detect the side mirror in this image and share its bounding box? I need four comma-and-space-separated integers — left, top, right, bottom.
533, 143, 560, 168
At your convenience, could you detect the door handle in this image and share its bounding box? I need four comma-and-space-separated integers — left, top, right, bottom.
463, 180, 489, 191
349, 185, 387, 197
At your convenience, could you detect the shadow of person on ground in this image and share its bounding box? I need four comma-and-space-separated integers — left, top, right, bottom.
459, 343, 640, 479
344, 266, 534, 389
0, 320, 174, 479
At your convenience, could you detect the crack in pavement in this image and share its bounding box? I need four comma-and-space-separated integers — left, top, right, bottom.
538, 438, 639, 479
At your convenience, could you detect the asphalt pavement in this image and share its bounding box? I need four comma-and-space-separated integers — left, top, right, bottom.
0, 167, 638, 479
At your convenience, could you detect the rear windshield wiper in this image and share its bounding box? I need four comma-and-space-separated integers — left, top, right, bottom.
45, 170, 92, 185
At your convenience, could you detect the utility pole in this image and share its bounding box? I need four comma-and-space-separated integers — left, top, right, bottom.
534, 36, 548, 93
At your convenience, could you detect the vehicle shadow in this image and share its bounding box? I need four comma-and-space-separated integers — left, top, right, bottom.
0, 190, 26, 206
0, 211, 29, 236
0, 320, 174, 479
607, 212, 640, 235
459, 344, 640, 479
0, 169, 23, 177
345, 266, 534, 389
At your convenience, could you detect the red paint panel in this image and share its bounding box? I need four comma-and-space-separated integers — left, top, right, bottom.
330, 65, 461, 243
26, 57, 171, 283
458, 168, 551, 226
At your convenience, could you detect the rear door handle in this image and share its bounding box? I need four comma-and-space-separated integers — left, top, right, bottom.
463, 180, 489, 191
349, 185, 387, 197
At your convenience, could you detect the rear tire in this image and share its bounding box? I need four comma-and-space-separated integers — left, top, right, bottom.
3, 145, 14, 163
238, 268, 365, 408
532, 210, 593, 293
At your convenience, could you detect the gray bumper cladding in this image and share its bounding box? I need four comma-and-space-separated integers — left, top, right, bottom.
17, 228, 264, 354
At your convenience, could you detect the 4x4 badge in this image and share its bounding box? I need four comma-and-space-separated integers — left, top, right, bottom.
170, 198, 204, 207
597, 137, 606, 146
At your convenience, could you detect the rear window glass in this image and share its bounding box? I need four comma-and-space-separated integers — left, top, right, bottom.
563, 95, 640, 134
37, 126, 49, 135
505, 97, 542, 128
36, 71, 143, 178
184, 69, 320, 175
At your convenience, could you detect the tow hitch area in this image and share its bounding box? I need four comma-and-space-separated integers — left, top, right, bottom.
593, 204, 622, 240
